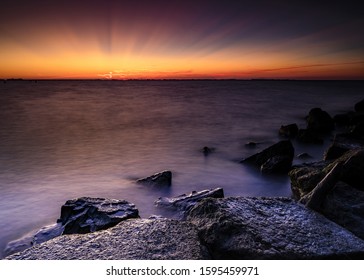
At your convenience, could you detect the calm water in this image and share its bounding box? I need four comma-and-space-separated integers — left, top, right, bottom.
0, 80, 363, 257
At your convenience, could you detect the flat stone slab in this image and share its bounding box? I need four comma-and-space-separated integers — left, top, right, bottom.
187, 197, 364, 259
6, 219, 209, 260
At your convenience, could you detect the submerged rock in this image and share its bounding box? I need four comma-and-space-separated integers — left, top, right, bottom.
58, 197, 139, 234
241, 140, 294, 174
202, 146, 215, 156
6, 219, 210, 260
136, 170, 172, 187
155, 188, 224, 217
187, 197, 364, 259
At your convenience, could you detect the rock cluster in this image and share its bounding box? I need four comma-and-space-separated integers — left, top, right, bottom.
241, 140, 294, 174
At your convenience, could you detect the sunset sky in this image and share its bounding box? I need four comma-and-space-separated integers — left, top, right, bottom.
0, 0, 363, 79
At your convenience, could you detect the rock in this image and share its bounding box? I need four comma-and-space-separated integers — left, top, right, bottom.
4, 223, 64, 257
355, 99, 364, 112
202, 146, 215, 156
136, 170, 172, 187
320, 182, 364, 240
279, 123, 298, 138
187, 197, 364, 259
324, 133, 364, 160
241, 140, 294, 173
6, 219, 210, 260
58, 197, 139, 234
155, 188, 224, 217
289, 161, 327, 199
306, 107, 334, 133
297, 152, 312, 159
297, 129, 323, 144
245, 141, 257, 148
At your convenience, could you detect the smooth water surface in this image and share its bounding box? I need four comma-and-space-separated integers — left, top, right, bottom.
0, 80, 363, 257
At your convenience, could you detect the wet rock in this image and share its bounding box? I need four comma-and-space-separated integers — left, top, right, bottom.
279, 123, 298, 138
7, 219, 210, 260
202, 146, 215, 156
355, 99, 364, 112
324, 133, 363, 160
4, 223, 64, 257
297, 129, 323, 144
245, 141, 257, 148
241, 140, 294, 174
306, 107, 334, 133
58, 197, 139, 234
187, 197, 364, 259
155, 188, 224, 217
297, 152, 312, 159
136, 170, 172, 187
260, 155, 293, 174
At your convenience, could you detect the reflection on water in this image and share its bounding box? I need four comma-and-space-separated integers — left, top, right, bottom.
0, 80, 363, 257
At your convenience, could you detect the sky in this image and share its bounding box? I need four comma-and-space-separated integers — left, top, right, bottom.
0, 0, 363, 79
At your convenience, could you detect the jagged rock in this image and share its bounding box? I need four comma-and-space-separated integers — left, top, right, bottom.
279, 123, 298, 138
355, 99, 364, 112
241, 140, 294, 174
6, 219, 210, 260
136, 170, 172, 187
297, 129, 323, 144
155, 188, 224, 216
324, 133, 364, 160
187, 197, 364, 259
289, 162, 327, 199
306, 107, 334, 133
58, 197, 139, 234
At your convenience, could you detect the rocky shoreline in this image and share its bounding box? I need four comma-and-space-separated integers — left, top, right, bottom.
5, 99, 364, 260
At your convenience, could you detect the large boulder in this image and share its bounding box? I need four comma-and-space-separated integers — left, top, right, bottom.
306, 107, 334, 133
320, 182, 364, 240
58, 197, 139, 234
6, 219, 210, 260
155, 188, 224, 217
241, 140, 294, 174
187, 197, 364, 259
136, 170, 172, 187
296, 129, 323, 144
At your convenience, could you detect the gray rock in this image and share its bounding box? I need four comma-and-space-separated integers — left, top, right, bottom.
155, 188, 224, 217
58, 197, 139, 234
6, 219, 210, 260
321, 182, 364, 240
187, 197, 364, 259
324, 133, 364, 160
241, 140, 294, 174
136, 170, 172, 187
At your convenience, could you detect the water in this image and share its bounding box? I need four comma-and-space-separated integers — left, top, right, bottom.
0, 80, 363, 257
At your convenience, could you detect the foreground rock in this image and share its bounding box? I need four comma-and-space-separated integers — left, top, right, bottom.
187, 197, 364, 259
4, 197, 139, 256
59, 197, 139, 234
241, 140, 294, 174
136, 170, 172, 187
7, 219, 209, 260
155, 188, 224, 217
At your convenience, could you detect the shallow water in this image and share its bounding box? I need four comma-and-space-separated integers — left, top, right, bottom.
0, 80, 363, 257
